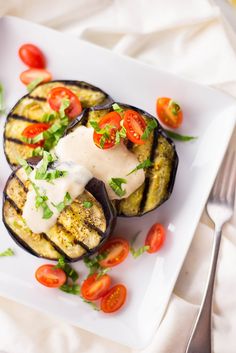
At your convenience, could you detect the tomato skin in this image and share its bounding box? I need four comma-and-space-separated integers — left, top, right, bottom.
145, 223, 166, 253
81, 273, 111, 301
19, 44, 46, 68
101, 284, 127, 313
123, 110, 146, 145
22, 123, 50, 148
20, 68, 51, 85
93, 112, 122, 149
35, 264, 66, 288
99, 237, 130, 268
156, 97, 183, 129
48, 87, 82, 119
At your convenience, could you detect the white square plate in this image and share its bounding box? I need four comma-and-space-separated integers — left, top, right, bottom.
0, 16, 235, 349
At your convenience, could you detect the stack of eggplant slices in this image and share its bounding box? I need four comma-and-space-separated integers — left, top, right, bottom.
3, 80, 178, 262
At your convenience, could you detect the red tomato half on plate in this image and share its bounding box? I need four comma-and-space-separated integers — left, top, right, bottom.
145, 223, 166, 253
20, 68, 52, 85
48, 87, 82, 119
19, 44, 46, 68
98, 237, 130, 268
81, 273, 111, 301
101, 284, 127, 313
35, 264, 66, 288
156, 97, 183, 129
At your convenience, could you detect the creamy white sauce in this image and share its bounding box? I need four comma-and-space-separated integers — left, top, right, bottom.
54, 126, 145, 200
22, 162, 92, 233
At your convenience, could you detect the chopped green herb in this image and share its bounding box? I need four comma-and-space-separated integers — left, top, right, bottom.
83, 201, 93, 209
18, 158, 33, 176
31, 182, 53, 219
112, 103, 123, 113
52, 192, 72, 213
35, 151, 67, 182
32, 147, 44, 157
55, 256, 79, 282
168, 100, 181, 116
115, 126, 127, 144
127, 158, 153, 176
27, 77, 44, 92
130, 231, 149, 259
0, 83, 5, 114
59, 98, 70, 118
90, 120, 115, 148
82, 298, 100, 311
109, 177, 127, 197
141, 119, 157, 140
42, 112, 57, 123
83, 252, 108, 276
164, 129, 197, 142
0, 248, 14, 257
60, 283, 81, 295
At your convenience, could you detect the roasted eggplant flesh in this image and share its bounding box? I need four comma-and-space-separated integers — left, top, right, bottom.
4, 80, 113, 168
67, 103, 178, 217
3, 166, 116, 261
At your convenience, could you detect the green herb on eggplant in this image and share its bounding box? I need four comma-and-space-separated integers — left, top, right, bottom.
27, 77, 44, 93
83, 201, 93, 209
141, 119, 157, 140
112, 103, 123, 113
109, 178, 127, 197
31, 182, 53, 219
127, 158, 153, 176
18, 157, 33, 176
115, 126, 126, 144
52, 192, 72, 213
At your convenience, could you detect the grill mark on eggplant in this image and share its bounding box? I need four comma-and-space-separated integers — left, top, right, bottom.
14, 175, 28, 193
84, 220, 105, 238
42, 232, 71, 260
8, 114, 39, 123
4, 195, 22, 215
28, 95, 47, 102
56, 221, 91, 252
5, 137, 24, 145
139, 128, 159, 214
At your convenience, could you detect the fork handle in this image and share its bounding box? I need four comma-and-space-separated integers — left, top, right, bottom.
185, 228, 222, 353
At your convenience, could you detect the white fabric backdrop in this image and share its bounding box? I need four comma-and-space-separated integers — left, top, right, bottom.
0, 1, 236, 352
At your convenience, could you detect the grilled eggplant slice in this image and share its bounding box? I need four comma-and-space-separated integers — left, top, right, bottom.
4, 80, 113, 168
66, 103, 178, 217
2, 160, 116, 261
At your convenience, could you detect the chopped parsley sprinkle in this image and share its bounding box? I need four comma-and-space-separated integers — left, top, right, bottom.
52, 192, 72, 213
55, 256, 79, 282
112, 103, 123, 113
31, 182, 53, 219
127, 158, 153, 176
0, 248, 14, 257
42, 112, 57, 123
83, 252, 108, 276
108, 177, 127, 197
164, 129, 197, 142
18, 158, 33, 176
83, 201, 93, 208
115, 126, 127, 144
141, 119, 157, 140
35, 151, 67, 182
27, 77, 44, 92
130, 231, 150, 259
60, 283, 81, 295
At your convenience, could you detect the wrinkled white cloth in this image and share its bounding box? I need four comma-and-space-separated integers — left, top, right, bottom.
0, 0, 236, 352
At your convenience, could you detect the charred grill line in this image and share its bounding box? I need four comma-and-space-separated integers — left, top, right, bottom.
4, 195, 22, 215
84, 220, 105, 238
14, 175, 28, 193
42, 232, 72, 260
56, 221, 91, 253
28, 95, 47, 102
8, 114, 39, 123
6, 137, 25, 145
139, 128, 159, 214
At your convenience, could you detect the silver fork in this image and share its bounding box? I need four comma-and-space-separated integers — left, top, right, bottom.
185, 151, 236, 353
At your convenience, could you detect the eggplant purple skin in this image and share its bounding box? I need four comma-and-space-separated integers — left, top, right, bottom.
3, 80, 114, 169
2, 157, 117, 262
65, 102, 179, 217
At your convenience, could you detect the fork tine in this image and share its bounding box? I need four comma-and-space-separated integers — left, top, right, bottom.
226, 152, 236, 205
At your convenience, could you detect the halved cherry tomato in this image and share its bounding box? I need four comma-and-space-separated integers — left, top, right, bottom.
19, 44, 46, 68
93, 111, 122, 149
20, 68, 52, 85
123, 109, 146, 145
145, 223, 166, 253
47, 87, 82, 119
81, 273, 111, 301
98, 237, 130, 268
156, 97, 183, 129
101, 284, 127, 313
22, 122, 50, 148
35, 264, 66, 288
